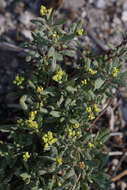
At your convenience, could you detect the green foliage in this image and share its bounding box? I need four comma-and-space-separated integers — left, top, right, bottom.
0, 5, 127, 190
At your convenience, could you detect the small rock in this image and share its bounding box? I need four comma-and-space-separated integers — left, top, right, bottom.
15, 2, 25, 15
21, 29, 32, 40
123, 2, 127, 10
111, 183, 115, 189
96, 0, 106, 9
112, 158, 119, 166
11, 59, 18, 69
122, 11, 127, 22
19, 11, 35, 26
0, 0, 6, 13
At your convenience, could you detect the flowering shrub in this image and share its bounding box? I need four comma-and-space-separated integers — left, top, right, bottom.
0, 5, 127, 190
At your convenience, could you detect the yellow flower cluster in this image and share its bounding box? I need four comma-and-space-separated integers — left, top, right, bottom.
86, 107, 94, 120
42, 131, 57, 148
88, 113, 95, 120
57, 180, 62, 187
86, 104, 100, 120
40, 5, 52, 16
77, 29, 83, 36
55, 157, 62, 165
13, 75, 24, 86
69, 128, 81, 137
27, 111, 38, 130
81, 79, 87, 85
73, 123, 79, 128
89, 68, 97, 75
113, 67, 119, 77
78, 161, 85, 169
27, 120, 38, 130
53, 31, 59, 39
37, 86, 43, 94
88, 142, 95, 148
52, 70, 64, 82
17, 118, 24, 126
94, 104, 100, 113
29, 111, 37, 121
86, 107, 91, 113
23, 152, 30, 162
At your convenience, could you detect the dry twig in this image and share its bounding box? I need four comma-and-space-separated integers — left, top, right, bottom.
112, 169, 127, 182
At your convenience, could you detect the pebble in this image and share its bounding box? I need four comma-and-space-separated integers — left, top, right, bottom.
0, 0, 6, 12
112, 159, 119, 166
96, 0, 106, 9
19, 11, 35, 26
123, 2, 127, 10
0, 15, 5, 35
21, 29, 32, 40
122, 11, 127, 22
111, 183, 116, 189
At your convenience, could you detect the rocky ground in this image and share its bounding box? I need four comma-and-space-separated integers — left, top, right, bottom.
0, 0, 127, 189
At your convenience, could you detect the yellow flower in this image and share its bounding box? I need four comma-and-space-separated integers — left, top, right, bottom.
86, 107, 91, 113
55, 157, 62, 165
73, 123, 79, 129
81, 79, 87, 85
40, 101, 43, 107
53, 31, 59, 39
13, 75, 24, 86
42, 131, 57, 148
77, 29, 83, 36
76, 131, 81, 136
88, 142, 95, 148
27, 120, 38, 130
113, 67, 118, 77
29, 111, 37, 121
69, 128, 75, 137
88, 113, 95, 120
17, 118, 24, 126
52, 70, 64, 82
57, 180, 62, 187
23, 152, 30, 162
89, 68, 97, 75
94, 104, 100, 113
40, 5, 52, 16
37, 86, 43, 93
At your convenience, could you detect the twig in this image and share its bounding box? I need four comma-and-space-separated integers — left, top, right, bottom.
91, 97, 114, 129
109, 151, 123, 156
113, 152, 127, 177
109, 132, 123, 137
72, 173, 81, 190
112, 169, 127, 182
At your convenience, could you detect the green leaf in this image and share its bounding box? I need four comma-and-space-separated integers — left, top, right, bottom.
49, 57, 56, 72
27, 80, 36, 89
39, 156, 55, 162
54, 18, 67, 25
50, 111, 61, 117
56, 53, 63, 61
19, 95, 28, 110
70, 119, 78, 124
20, 173, 31, 180
26, 55, 31, 62
40, 108, 48, 114
100, 154, 109, 169
57, 95, 64, 106
0, 124, 17, 132
76, 20, 83, 30
59, 34, 75, 43
65, 98, 71, 108
48, 47, 55, 58
66, 86, 77, 93
94, 78, 105, 90
61, 50, 75, 57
